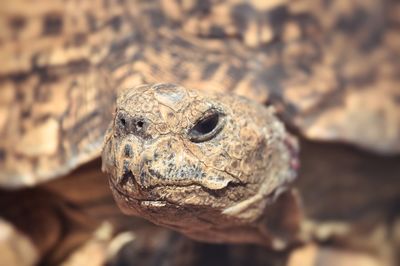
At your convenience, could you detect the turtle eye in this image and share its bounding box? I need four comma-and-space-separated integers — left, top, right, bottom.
189, 112, 224, 143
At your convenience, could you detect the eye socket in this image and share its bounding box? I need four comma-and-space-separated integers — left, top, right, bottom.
188, 112, 225, 143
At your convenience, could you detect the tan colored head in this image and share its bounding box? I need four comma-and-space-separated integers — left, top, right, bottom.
102, 83, 298, 244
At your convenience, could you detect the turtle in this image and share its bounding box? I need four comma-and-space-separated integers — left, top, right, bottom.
0, 0, 400, 264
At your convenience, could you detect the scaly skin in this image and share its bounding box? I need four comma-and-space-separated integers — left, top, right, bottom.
102, 83, 301, 247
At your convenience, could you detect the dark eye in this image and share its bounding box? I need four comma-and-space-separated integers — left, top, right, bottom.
188, 112, 224, 143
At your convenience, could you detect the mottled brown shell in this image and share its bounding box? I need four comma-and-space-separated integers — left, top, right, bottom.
1, 0, 399, 187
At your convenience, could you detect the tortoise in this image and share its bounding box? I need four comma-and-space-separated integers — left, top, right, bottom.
0, 0, 399, 264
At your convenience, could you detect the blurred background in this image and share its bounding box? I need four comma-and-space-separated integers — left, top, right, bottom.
0, 0, 399, 265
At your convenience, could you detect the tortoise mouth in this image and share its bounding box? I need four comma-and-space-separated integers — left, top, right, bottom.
109, 177, 167, 204
109, 172, 205, 204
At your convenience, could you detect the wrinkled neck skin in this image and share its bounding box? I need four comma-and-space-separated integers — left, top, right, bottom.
101, 83, 300, 248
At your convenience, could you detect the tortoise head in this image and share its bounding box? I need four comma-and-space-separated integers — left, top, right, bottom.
101, 83, 298, 244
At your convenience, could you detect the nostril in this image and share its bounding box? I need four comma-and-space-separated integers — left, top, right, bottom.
115, 112, 150, 139
120, 118, 126, 127
116, 112, 129, 135
136, 120, 144, 128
